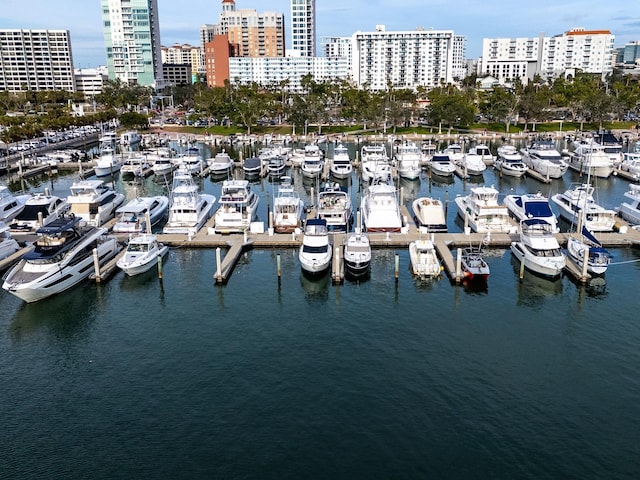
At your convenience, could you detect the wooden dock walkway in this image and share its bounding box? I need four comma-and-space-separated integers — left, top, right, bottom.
213, 237, 254, 284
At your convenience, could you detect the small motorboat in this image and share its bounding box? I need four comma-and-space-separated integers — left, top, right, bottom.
459, 246, 490, 281
409, 238, 441, 278
117, 234, 169, 276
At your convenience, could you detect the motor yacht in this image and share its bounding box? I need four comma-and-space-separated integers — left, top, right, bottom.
510, 219, 566, 279
457, 150, 487, 176
272, 177, 304, 234
566, 140, 614, 178
394, 141, 422, 179
455, 186, 515, 234
66, 179, 125, 227
8, 191, 69, 234
120, 153, 150, 179
299, 218, 332, 275
163, 168, 216, 235
207, 151, 233, 177
0, 221, 20, 261
211, 179, 259, 233
409, 238, 442, 278
617, 184, 640, 225
116, 234, 169, 276
618, 152, 640, 179
412, 197, 447, 233
301, 144, 324, 179
343, 231, 371, 278
520, 139, 568, 179
2, 215, 120, 303
504, 192, 559, 233
361, 179, 403, 233
360, 144, 391, 184
316, 182, 353, 232
495, 145, 528, 177
0, 185, 30, 224
469, 144, 496, 165
94, 132, 121, 177
112, 196, 169, 234
330, 143, 353, 180
429, 152, 457, 177
551, 183, 616, 232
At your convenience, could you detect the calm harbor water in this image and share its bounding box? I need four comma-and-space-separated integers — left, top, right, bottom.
1, 139, 640, 479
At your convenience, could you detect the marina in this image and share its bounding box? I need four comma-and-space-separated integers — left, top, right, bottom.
2, 133, 640, 480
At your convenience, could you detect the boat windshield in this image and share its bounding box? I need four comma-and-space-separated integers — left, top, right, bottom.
302, 245, 329, 254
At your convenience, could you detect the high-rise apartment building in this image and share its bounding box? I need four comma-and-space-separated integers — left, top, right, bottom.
217, 0, 285, 57
0, 29, 75, 92
203, 0, 285, 87
100, 0, 164, 89
351, 26, 463, 91
479, 28, 615, 84
290, 0, 315, 57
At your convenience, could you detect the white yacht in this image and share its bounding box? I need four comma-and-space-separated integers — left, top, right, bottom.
495, 145, 528, 177
469, 144, 496, 165
617, 184, 640, 225
67, 179, 125, 227
299, 218, 332, 275
504, 192, 559, 233
429, 152, 457, 177
330, 143, 353, 180
163, 168, 216, 235
409, 238, 442, 278
551, 183, 616, 232
148, 149, 175, 177
394, 141, 422, 179
510, 219, 565, 279
2, 216, 120, 303
455, 186, 514, 233
242, 157, 262, 178
520, 139, 568, 179
119, 131, 141, 148
618, 152, 640, 178
94, 133, 121, 177
594, 130, 624, 166
316, 182, 353, 232
0, 185, 30, 223
566, 140, 614, 178
567, 227, 611, 275
0, 221, 20, 261
361, 179, 403, 233
112, 196, 169, 234
272, 177, 304, 234
343, 231, 371, 278
457, 150, 487, 176
360, 144, 391, 184
300, 144, 324, 179
211, 179, 259, 233
412, 197, 447, 233
116, 234, 168, 276
207, 151, 233, 177
8, 191, 70, 234
443, 143, 464, 165
173, 150, 205, 176
120, 153, 150, 179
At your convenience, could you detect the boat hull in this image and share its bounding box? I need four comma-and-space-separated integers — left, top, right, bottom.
510, 241, 564, 279
2, 237, 119, 303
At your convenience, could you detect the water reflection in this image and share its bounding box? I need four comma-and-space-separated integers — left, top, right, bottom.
300, 270, 330, 302
509, 256, 563, 308
9, 286, 98, 341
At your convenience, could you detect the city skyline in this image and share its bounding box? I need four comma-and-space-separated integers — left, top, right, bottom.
1, 0, 637, 67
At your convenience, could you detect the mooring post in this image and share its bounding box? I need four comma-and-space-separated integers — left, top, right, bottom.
92, 248, 101, 283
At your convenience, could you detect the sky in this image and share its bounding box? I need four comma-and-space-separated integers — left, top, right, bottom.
1, 0, 638, 68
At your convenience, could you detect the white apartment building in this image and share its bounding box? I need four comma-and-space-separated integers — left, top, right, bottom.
479, 28, 615, 84
228, 56, 349, 93
74, 66, 109, 97
0, 29, 75, 92
351, 26, 463, 91
291, 0, 316, 57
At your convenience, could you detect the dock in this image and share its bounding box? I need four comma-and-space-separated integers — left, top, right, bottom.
213, 237, 254, 284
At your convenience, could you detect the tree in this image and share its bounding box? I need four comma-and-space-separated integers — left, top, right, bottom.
479, 86, 518, 132
425, 85, 476, 133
